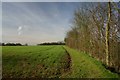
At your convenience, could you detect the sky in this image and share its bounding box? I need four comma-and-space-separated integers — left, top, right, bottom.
2, 2, 81, 45
2, 0, 119, 2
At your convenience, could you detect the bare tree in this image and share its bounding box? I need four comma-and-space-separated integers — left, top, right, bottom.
65, 2, 120, 73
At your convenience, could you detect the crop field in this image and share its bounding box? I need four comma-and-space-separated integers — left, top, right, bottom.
2, 45, 119, 78
2, 45, 70, 78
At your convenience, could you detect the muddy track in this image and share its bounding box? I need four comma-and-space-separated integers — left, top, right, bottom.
60, 46, 72, 77
64, 46, 71, 70
65, 50, 71, 71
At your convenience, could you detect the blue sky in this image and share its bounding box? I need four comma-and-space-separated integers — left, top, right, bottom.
2, 2, 81, 45
0, 2, 1, 43
2, 0, 119, 2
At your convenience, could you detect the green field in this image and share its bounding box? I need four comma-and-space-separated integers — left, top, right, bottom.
3, 46, 70, 78
2, 45, 119, 78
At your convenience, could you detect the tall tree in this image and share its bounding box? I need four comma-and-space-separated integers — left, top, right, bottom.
105, 2, 111, 66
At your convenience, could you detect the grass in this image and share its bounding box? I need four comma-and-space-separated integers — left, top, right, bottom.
63, 46, 119, 78
2, 45, 119, 78
2, 45, 69, 78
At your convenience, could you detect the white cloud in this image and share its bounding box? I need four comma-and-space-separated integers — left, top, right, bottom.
18, 31, 22, 35
17, 25, 30, 36
17, 26, 23, 35
18, 26, 22, 31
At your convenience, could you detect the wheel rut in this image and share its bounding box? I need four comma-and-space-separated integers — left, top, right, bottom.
60, 46, 72, 77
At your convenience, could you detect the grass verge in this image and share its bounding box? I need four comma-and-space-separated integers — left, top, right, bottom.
63, 46, 119, 78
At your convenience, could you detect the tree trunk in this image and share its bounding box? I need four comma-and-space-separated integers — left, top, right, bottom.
106, 2, 111, 66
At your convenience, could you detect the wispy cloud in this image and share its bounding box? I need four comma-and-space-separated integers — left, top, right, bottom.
2, 2, 80, 44
17, 26, 22, 35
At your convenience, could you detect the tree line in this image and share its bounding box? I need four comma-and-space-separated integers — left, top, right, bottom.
1, 41, 65, 46
37, 41, 65, 45
65, 2, 120, 73
0, 43, 28, 46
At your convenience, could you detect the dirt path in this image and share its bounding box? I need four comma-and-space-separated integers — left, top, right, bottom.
60, 46, 72, 77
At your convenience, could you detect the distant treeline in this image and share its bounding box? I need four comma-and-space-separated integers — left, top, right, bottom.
0, 43, 28, 46
0, 42, 65, 46
37, 42, 65, 45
